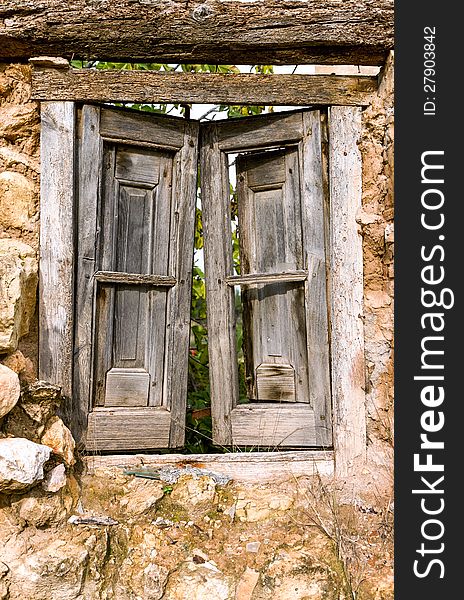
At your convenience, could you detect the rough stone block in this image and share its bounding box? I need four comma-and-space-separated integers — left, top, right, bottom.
0, 437, 51, 493
0, 239, 37, 353
0, 171, 37, 231
41, 416, 76, 466
0, 363, 20, 419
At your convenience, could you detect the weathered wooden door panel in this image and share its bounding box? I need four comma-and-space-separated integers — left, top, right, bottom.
237, 148, 309, 403
201, 109, 332, 448
94, 144, 172, 410
74, 105, 198, 450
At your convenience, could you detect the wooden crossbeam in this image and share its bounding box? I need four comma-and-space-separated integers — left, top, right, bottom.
226, 271, 308, 286
1, 1, 393, 66
31, 66, 377, 107
94, 271, 177, 286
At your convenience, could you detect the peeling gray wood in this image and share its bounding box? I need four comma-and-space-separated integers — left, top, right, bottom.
73, 104, 102, 443
164, 119, 200, 446
200, 124, 238, 445
94, 271, 176, 286
39, 102, 75, 405
256, 364, 296, 402
31, 68, 377, 107
92, 145, 117, 408
2, 1, 394, 65
236, 147, 309, 405
226, 270, 307, 286
231, 404, 317, 448
84, 450, 335, 482
329, 106, 366, 475
300, 110, 332, 446
105, 368, 150, 407
213, 111, 304, 153
73, 105, 198, 449
94, 144, 172, 412
86, 408, 171, 451
100, 107, 185, 150
201, 109, 332, 449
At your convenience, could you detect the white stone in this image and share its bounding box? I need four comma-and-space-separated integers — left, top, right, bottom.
20, 380, 62, 424
7, 539, 89, 600
245, 541, 261, 553
235, 488, 294, 522
18, 492, 69, 527
162, 562, 233, 600
385, 223, 394, 243
0, 364, 20, 418
42, 464, 67, 493
355, 208, 381, 225
365, 290, 392, 309
0, 561, 8, 600
142, 563, 169, 600
119, 478, 165, 516
0, 437, 51, 493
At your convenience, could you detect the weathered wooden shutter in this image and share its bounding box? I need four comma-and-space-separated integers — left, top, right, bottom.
74, 105, 198, 450
200, 110, 332, 448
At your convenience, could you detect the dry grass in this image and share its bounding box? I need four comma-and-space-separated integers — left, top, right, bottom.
292, 469, 394, 600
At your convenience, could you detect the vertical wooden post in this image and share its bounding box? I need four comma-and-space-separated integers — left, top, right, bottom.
166, 119, 200, 447
301, 110, 332, 446
39, 102, 75, 402
329, 106, 366, 476
73, 104, 101, 443
200, 124, 239, 446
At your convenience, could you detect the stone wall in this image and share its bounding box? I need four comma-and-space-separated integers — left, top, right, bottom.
0, 462, 393, 600
360, 53, 394, 468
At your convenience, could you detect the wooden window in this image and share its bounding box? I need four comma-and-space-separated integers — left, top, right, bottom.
40, 100, 364, 466
201, 109, 331, 448
73, 105, 199, 451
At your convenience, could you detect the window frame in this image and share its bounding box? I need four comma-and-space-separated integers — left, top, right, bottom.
37, 68, 369, 476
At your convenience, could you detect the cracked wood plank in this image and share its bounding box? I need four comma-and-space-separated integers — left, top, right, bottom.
329, 106, 366, 475
39, 102, 75, 404
31, 68, 377, 106
84, 449, 335, 482
1, 0, 393, 65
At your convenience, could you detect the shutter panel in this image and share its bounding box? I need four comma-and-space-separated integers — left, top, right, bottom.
94, 146, 171, 409
237, 148, 308, 404
74, 105, 198, 450
200, 109, 332, 448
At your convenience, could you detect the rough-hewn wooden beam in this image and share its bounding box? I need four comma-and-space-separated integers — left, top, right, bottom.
329, 106, 366, 476
93, 271, 177, 287
39, 102, 75, 400
1, 0, 393, 65
31, 67, 377, 106
84, 450, 335, 482
226, 271, 308, 285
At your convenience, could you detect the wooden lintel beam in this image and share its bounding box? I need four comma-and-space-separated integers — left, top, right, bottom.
31, 68, 377, 107
94, 271, 177, 286
1, 1, 393, 66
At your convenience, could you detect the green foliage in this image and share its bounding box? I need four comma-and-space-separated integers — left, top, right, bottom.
220, 104, 272, 118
